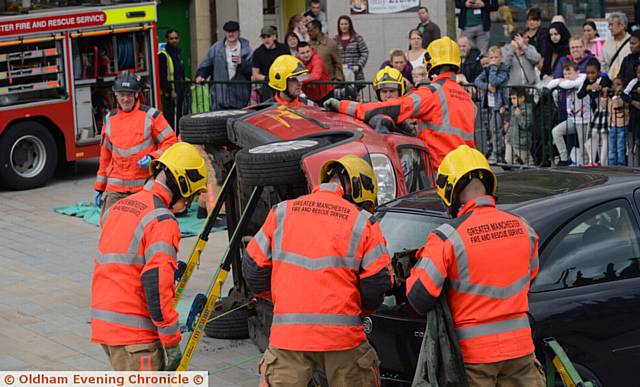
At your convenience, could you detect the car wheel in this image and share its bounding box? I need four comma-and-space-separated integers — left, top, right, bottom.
0, 121, 58, 190
236, 139, 328, 187
179, 110, 251, 145
203, 299, 250, 340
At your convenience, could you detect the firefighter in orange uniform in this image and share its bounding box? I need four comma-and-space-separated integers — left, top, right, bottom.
243, 155, 394, 386
406, 145, 545, 386
91, 142, 207, 371
267, 55, 315, 107
323, 37, 476, 170
94, 72, 178, 216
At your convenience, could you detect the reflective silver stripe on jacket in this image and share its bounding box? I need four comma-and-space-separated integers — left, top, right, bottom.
91, 308, 179, 335
408, 92, 421, 117
319, 183, 339, 192
96, 252, 145, 266
102, 138, 113, 151
419, 83, 474, 141
272, 251, 360, 271
522, 220, 539, 272
91, 308, 156, 330
272, 313, 362, 326
346, 210, 369, 259
96, 175, 107, 184
144, 242, 177, 262
104, 108, 157, 157
437, 222, 531, 300
157, 321, 180, 335
273, 202, 287, 253
156, 126, 173, 142
346, 101, 359, 116
474, 197, 494, 207
269, 201, 370, 272
361, 243, 387, 270
96, 208, 175, 266
455, 316, 530, 340
106, 177, 148, 187
253, 230, 271, 258
415, 257, 445, 289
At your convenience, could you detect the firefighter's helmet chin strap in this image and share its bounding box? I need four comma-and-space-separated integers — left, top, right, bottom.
283, 87, 296, 101
324, 167, 374, 213
324, 168, 356, 205
152, 165, 182, 207
448, 173, 495, 218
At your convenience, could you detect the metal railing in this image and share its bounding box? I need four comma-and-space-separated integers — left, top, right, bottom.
169, 79, 640, 168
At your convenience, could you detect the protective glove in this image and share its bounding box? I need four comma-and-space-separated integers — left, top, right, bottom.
165, 346, 183, 371
94, 191, 104, 208
137, 155, 153, 169
322, 98, 341, 112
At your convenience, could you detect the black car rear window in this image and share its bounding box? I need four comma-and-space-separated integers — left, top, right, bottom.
376, 211, 446, 256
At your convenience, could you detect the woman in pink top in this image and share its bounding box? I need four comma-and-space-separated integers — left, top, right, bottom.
583, 20, 605, 60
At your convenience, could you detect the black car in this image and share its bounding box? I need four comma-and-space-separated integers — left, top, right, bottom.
369, 168, 640, 386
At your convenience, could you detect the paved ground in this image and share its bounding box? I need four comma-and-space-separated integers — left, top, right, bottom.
0, 160, 261, 386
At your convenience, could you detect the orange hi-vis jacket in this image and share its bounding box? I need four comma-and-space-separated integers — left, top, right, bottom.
274, 93, 315, 107
90, 180, 181, 348
95, 102, 177, 193
338, 72, 476, 169
406, 196, 539, 364
243, 183, 394, 351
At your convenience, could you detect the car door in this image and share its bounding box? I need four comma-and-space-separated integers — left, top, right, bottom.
529, 199, 640, 386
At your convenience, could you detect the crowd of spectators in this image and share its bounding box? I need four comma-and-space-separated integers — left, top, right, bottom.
189, 1, 639, 167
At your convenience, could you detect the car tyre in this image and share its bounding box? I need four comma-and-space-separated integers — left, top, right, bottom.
203, 300, 250, 340
180, 110, 251, 145
0, 121, 58, 190
236, 139, 328, 187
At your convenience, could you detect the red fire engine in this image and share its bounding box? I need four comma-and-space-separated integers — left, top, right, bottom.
0, 2, 161, 189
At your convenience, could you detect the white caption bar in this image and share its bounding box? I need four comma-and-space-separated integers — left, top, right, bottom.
0, 372, 208, 387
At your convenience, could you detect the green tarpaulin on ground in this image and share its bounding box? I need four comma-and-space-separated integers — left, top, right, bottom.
54, 202, 225, 237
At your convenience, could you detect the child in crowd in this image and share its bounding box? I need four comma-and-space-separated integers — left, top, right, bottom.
504, 89, 533, 165
546, 61, 588, 166
411, 65, 428, 88
621, 62, 640, 167
608, 77, 629, 165
578, 58, 611, 166
475, 46, 510, 163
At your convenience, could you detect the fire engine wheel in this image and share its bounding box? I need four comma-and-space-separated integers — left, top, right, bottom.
236, 139, 329, 187
179, 110, 250, 145
0, 121, 58, 190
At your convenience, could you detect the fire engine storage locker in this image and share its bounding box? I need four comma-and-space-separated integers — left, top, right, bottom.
70, 27, 152, 144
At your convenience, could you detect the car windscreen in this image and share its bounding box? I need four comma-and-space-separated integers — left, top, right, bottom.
376, 210, 446, 255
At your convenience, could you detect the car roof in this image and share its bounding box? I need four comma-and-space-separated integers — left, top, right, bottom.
379, 168, 640, 240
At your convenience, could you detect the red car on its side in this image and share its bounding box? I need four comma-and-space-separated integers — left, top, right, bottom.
179, 103, 435, 350
181, 104, 434, 204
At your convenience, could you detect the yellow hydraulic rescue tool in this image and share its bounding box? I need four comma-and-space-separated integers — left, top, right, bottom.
173, 163, 263, 371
